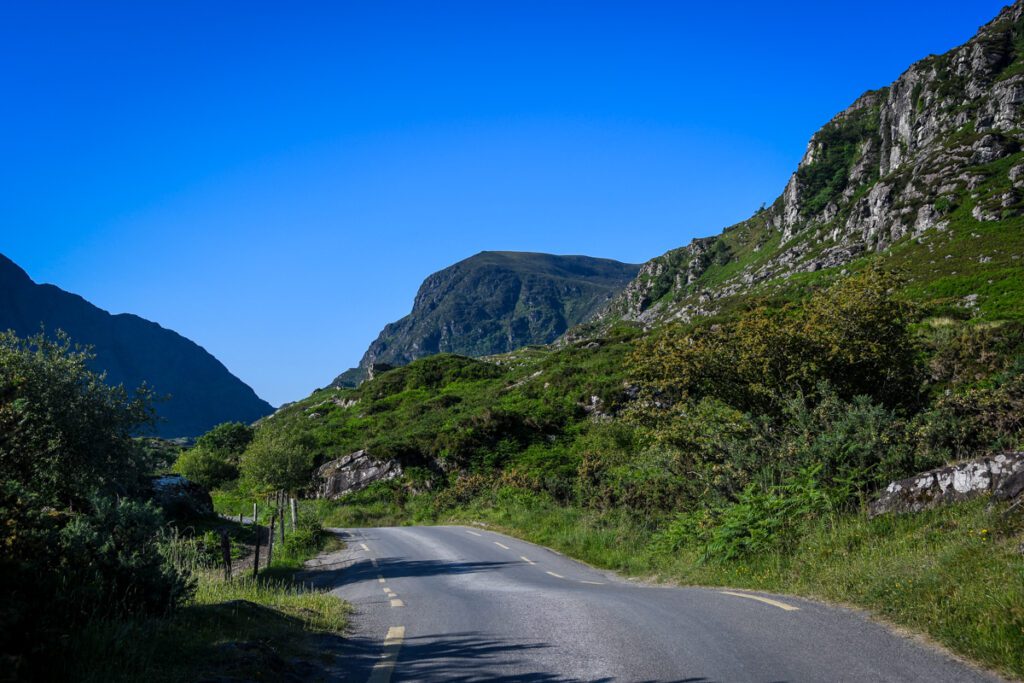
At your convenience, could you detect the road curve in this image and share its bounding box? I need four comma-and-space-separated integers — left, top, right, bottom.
301, 525, 1000, 683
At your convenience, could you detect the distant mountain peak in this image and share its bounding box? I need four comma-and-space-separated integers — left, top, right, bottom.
0, 253, 274, 437
332, 251, 640, 387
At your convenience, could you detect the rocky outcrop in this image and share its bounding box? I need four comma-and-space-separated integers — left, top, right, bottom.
868, 452, 1024, 517
315, 450, 403, 498
330, 252, 639, 387
596, 1, 1024, 328
150, 474, 214, 518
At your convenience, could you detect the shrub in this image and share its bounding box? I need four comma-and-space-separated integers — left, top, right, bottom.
0, 483, 194, 678
240, 428, 317, 495
173, 445, 238, 490
630, 267, 924, 417
0, 331, 155, 506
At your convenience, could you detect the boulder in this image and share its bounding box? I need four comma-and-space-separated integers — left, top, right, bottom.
150, 474, 214, 518
869, 452, 1024, 517
315, 450, 402, 499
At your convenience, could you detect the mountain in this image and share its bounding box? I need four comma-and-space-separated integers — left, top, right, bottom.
589, 1, 1024, 331
0, 254, 274, 437
332, 251, 640, 386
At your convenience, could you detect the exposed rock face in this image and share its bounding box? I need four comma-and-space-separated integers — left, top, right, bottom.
331, 252, 639, 387
868, 452, 1024, 517
598, 1, 1024, 328
0, 253, 274, 437
150, 474, 214, 518
315, 450, 403, 498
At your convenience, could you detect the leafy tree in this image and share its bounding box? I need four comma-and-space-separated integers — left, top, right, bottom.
0, 331, 191, 677
0, 331, 154, 505
239, 427, 316, 494
173, 445, 238, 489
173, 421, 253, 489
630, 266, 924, 418
193, 421, 254, 455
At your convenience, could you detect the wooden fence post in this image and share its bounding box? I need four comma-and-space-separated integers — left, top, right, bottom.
267, 513, 276, 566
279, 491, 286, 545
219, 528, 232, 582
252, 521, 261, 579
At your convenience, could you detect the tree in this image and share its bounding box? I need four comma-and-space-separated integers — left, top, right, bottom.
173, 445, 237, 489
193, 421, 254, 455
0, 330, 191, 677
629, 266, 924, 418
0, 331, 154, 506
173, 421, 254, 489
239, 428, 316, 495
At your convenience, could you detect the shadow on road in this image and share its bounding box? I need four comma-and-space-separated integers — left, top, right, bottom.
304, 556, 517, 590
331, 629, 721, 682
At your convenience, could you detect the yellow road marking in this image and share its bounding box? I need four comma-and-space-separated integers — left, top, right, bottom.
520, 556, 535, 565
390, 598, 405, 608
465, 530, 482, 537
360, 543, 370, 551
494, 541, 510, 550
378, 575, 386, 584
383, 588, 395, 596
545, 571, 564, 579
580, 580, 604, 585
719, 591, 799, 611
367, 625, 405, 683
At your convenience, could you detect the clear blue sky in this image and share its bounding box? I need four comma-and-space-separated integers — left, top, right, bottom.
1, 1, 1008, 406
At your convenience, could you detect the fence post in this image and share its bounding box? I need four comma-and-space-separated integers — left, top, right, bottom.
219, 528, 232, 582
267, 512, 276, 566
252, 521, 261, 579
279, 491, 286, 545
252, 502, 257, 525
290, 497, 298, 533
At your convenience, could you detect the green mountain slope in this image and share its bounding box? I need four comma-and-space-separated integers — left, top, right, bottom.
332, 251, 639, 386
584, 1, 1024, 331
0, 254, 273, 437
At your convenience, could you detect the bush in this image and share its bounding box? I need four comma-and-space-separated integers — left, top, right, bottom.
239, 428, 316, 495
0, 331, 154, 506
0, 331, 192, 678
173, 445, 237, 490
630, 267, 924, 417
0, 483, 194, 678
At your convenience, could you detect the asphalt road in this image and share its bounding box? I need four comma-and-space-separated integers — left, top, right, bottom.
302, 525, 1001, 683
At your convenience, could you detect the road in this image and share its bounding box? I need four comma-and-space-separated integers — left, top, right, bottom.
302, 525, 1001, 683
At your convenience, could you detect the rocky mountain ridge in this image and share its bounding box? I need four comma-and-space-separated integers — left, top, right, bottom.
596, 1, 1024, 329
333, 251, 639, 386
0, 254, 274, 437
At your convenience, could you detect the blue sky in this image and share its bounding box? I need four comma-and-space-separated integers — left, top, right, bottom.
0, 0, 1008, 406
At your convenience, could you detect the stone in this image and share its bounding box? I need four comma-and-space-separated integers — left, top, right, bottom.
315, 450, 402, 499
868, 452, 1024, 517
150, 474, 214, 518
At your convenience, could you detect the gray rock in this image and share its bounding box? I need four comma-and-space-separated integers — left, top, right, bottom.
315, 450, 402, 499
868, 452, 1024, 517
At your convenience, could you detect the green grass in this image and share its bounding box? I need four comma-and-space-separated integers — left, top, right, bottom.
317, 490, 1024, 679
59, 495, 350, 683
60, 575, 349, 683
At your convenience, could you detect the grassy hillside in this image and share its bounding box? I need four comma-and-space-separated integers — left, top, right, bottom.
222, 265, 1024, 677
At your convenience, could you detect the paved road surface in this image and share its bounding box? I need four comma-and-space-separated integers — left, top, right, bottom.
302, 525, 1000, 682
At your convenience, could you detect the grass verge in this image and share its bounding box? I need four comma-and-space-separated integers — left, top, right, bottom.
58, 500, 349, 683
